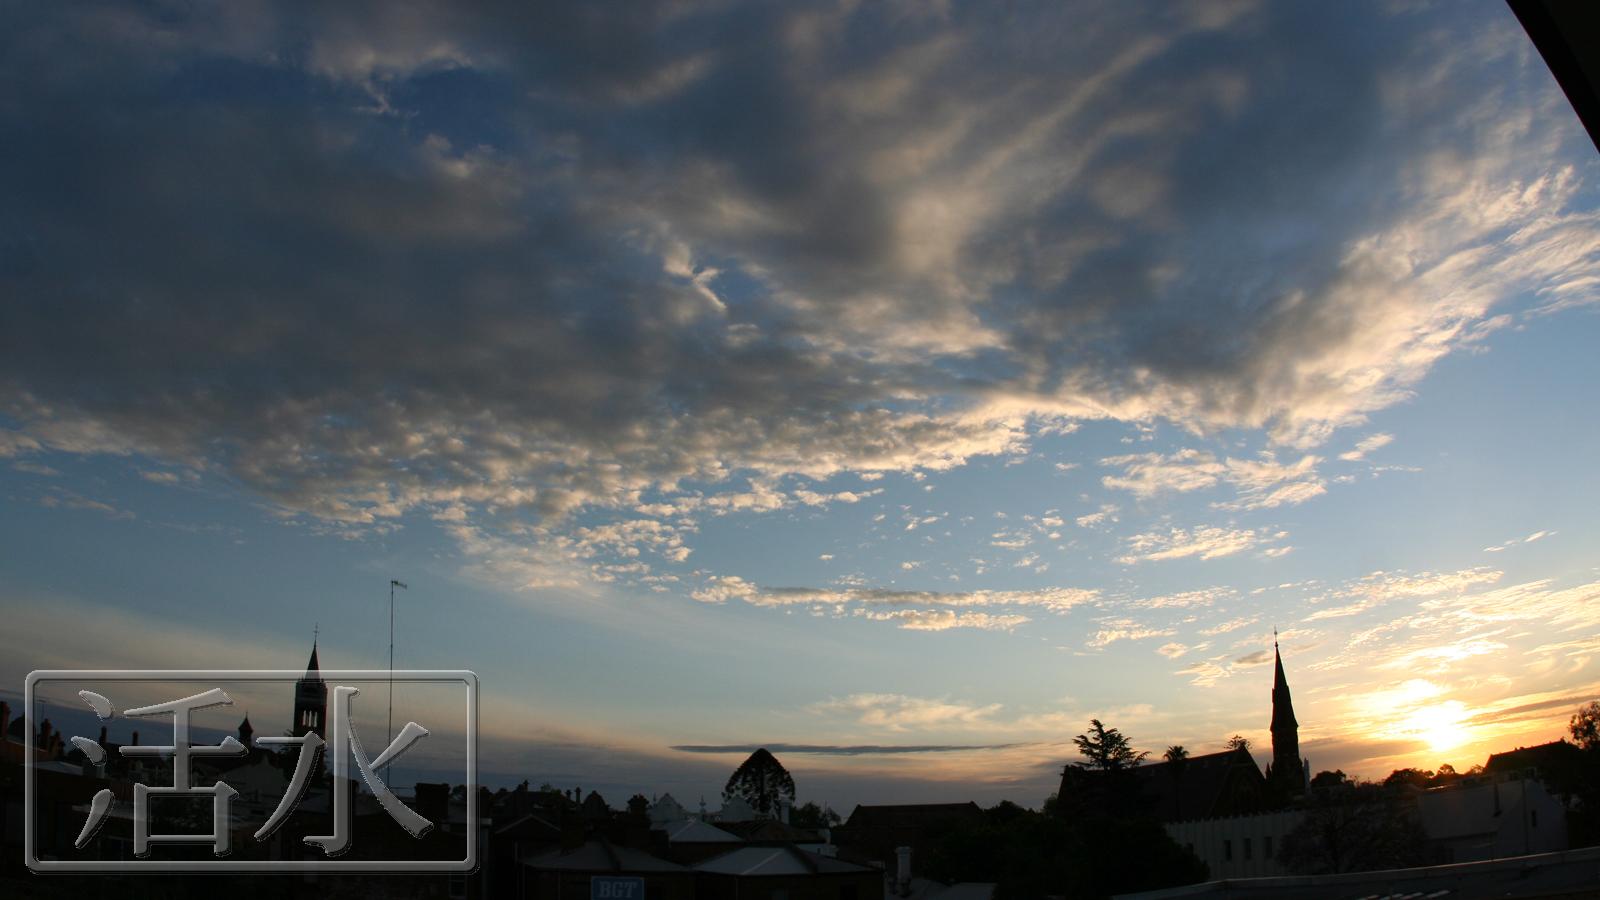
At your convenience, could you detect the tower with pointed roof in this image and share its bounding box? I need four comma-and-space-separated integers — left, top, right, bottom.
293, 640, 328, 738
1268, 634, 1304, 796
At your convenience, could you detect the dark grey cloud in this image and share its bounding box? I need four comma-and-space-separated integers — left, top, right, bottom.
1, 0, 1593, 579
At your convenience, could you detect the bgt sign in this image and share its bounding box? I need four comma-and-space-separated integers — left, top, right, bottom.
24, 670, 478, 873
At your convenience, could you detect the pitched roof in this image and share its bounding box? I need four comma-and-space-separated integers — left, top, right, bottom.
1059, 747, 1267, 822
1486, 740, 1584, 776
525, 841, 685, 873
666, 818, 743, 844
695, 845, 873, 877
843, 802, 984, 830
494, 812, 562, 839
715, 817, 822, 843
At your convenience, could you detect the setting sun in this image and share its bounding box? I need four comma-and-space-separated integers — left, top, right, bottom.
1406, 700, 1471, 753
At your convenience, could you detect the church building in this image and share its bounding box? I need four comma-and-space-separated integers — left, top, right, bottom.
292, 639, 328, 738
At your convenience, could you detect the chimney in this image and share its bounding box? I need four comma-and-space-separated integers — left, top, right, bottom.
896, 846, 912, 896
132, 731, 139, 746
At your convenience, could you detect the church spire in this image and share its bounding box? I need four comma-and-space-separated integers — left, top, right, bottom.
1269, 632, 1304, 796
1270, 632, 1296, 732
293, 633, 328, 738
304, 624, 322, 680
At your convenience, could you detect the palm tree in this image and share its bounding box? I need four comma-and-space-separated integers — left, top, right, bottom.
1165, 745, 1189, 820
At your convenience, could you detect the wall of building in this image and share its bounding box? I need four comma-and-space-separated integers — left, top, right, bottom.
1164, 810, 1304, 879
1417, 774, 1568, 862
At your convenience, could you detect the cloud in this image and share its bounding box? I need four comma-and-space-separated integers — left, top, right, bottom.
1100, 449, 1326, 511
1, 1, 1594, 596
1304, 567, 1502, 620
1118, 525, 1285, 564
1338, 432, 1394, 461
38, 489, 134, 520
1156, 642, 1190, 659
1232, 649, 1273, 668
1088, 618, 1177, 648
688, 577, 1096, 631
1076, 505, 1119, 528
810, 693, 1004, 732
855, 609, 1031, 632
1483, 529, 1556, 553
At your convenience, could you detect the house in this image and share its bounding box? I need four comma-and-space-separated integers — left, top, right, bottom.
695, 843, 884, 900
522, 839, 695, 900
662, 817, 744, 864
833, 802, 985, 881
1417, 772, 1568, 862
1128, 747, 1272, 822
648, 792, 690, 828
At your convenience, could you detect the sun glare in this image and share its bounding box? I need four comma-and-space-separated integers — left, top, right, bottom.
1405, 700, 1470, 753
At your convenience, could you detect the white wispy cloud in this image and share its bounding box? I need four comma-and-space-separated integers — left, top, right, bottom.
855, 609, 1030, 632
1100, 449, 1325, 511
1118, 526, 1285, 564
1338, 432, 1394, 461
1482, 529, 1556, 552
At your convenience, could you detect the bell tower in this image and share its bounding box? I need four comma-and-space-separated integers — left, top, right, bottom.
293, 638, 327, 738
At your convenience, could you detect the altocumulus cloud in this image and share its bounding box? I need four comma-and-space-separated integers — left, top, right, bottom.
1, 1, 1596, 599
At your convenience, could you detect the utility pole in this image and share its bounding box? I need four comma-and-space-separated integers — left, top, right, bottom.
388, 579, 407, 783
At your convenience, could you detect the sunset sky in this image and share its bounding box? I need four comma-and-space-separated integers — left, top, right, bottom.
2, 0, 1598, 812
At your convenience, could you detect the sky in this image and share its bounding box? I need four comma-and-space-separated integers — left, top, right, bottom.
2, 0, 1599, 814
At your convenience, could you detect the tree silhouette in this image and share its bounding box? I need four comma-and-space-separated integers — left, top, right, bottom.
723, 748, 795, 817
790, 801, 841, 829
1570, 701, 1600, 750
1226, 734, 1251, 752
1073, 720, 1148, 771
1279, 781, 1426, 874
1165, 745, 1189, 821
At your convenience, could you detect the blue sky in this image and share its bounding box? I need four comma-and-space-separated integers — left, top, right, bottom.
2, 0, 1599, 811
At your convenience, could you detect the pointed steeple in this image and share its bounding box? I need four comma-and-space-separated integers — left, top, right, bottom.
304, 641, 323, 681
1268, 632, 1304, 797
1270, 634, 1296, 732
293, 633, 328, 738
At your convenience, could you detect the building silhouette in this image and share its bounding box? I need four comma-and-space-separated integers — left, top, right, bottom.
292, 639, 327, 738
1265, 636, 1307, 798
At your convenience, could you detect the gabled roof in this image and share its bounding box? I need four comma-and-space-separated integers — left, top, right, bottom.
716, 817, 822, 843
666, 818, 743, 844
525, 840, 685, 873
494, 812, 562, 839
1486, 740, 1584, 776
1130, 746, 1266, 821
843, 802, 984, 830
695, 845, 873, 877
1059, 747, 1266, 823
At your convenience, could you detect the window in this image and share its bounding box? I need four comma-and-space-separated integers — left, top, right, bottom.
1223, 839, 1232, 861
1244, 837, 1252, 860
1263, 836, 1273, 859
